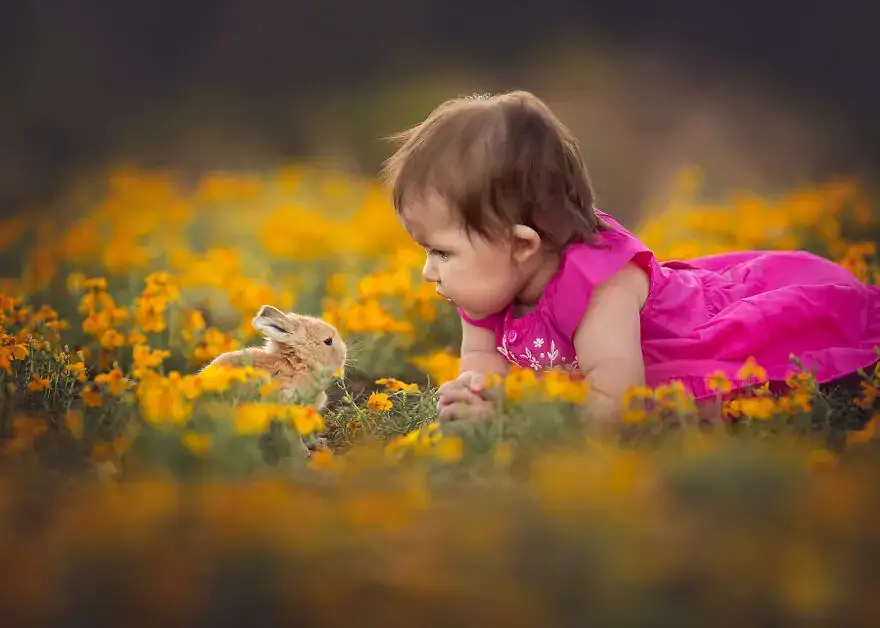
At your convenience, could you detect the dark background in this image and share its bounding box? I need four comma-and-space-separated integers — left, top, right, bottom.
2, 0, 879, 219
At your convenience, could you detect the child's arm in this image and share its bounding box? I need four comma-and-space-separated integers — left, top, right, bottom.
459, 318, 509, 378
572, 263, 647, 423
437, 318, 509, 421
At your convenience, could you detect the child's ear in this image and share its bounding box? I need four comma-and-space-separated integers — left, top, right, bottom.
511, 224, 542, 262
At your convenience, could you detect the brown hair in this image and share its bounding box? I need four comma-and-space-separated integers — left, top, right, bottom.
380, 90, 607, 249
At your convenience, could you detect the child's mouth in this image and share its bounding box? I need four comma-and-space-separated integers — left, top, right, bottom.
436, 288, 453, 304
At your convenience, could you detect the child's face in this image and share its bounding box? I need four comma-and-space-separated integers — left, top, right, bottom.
401, 192, 526, 320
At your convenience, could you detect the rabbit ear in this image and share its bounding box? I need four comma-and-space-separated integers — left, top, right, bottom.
256, 304, 285, 319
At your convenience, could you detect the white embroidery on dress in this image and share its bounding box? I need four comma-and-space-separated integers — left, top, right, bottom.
496, 329, 516, 364
547, 340, 560, 367
496, 329, 579, 373
518, 346, 541, 371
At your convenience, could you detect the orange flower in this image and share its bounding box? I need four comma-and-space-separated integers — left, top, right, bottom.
375, 377, 419, 393
707, 370, 732, 394
736, 357, 768, 383
82, 384, 103, 407
27, 374, 51, 392
367, 392, 393, 412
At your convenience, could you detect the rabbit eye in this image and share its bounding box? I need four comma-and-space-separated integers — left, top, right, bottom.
323, 337, 333, 346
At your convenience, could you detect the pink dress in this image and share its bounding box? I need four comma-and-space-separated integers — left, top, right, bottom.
459, 210, 880, 400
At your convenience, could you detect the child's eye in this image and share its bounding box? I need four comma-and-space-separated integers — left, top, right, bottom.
428, 249, 450, 261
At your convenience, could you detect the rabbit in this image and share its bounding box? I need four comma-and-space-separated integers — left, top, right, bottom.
207, 304, 347, 412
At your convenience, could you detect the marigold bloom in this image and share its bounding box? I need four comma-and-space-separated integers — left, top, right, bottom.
137, 372, 195, 425
846, 414, 877, 445
99, 329, 125, 351
95, 368, 131, 396
181, 432, 212, 456
82, 384, 103, 407
287, 406, 324, 436
27, 374, 51, 392
375, 378, 419, 393
736, 357, 768, 383
367, 392, 393, 412
133, 344, 171, 376
707, 370, 732, 394
234, 403, 275, 435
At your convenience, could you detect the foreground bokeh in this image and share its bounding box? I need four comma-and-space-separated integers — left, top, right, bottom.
0, 164, 879, 625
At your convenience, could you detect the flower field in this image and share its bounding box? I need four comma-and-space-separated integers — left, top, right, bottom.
1, 164, 879, 625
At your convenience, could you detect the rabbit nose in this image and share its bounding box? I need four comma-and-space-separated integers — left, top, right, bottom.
256, 305, 271, 318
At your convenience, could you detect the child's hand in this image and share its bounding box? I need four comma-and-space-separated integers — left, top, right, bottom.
436, 370, 497, 421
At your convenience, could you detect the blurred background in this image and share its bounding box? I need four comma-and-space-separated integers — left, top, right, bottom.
3, 0, 880, 225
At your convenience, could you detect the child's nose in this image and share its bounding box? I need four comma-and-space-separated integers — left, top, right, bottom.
422, 258, 439, 282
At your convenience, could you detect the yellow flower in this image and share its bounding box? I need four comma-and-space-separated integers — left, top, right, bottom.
27, 374, 51, 392
83, 277, 108, 291
707, 370, 732, 394
99, 329, 125, 350
614, 385, 648, 423
654, 381, 694, 412
287, 406, 325, 436
846, 413, 877, 445
82, 310, 113, 337
82, 384, 103, 407
776, 389, 812, 414
127, 329, 148, 346
181, 432, 212, 456
134, 296, 167, 333
411, 351, 460, 386
785, 371, 815, 391
79, 282, 116, 314
385, 422, 459, 462
367, 392, 393, 412
95, 368, 131, 396
857, 380, 879, 409
191, 328, 240, 364
504, 367, 540, 402
142, 272, 181, 302
623, 409, 647, 423
0, 342, 28, 371
180, 308, 206, 343
308, 449, 341, 472
197, 364, 234, 392
197, 363, 256, 392
539, 370, 589, 404
375, 377, 419, 393
137, 372, 194, 426
432, 436, 464, 463
234, 403, 276, 435
736, 356, 768, 383
259, 380, 281, 397
728, 396, 776, 421
132, 344, 171, 376
64, 361, 87, 382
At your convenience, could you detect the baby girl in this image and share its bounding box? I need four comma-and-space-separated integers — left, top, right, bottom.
381, 90, 880, 422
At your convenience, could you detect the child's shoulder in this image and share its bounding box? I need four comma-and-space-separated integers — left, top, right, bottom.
544, 211, 654, 336
559, 210, 653, 281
